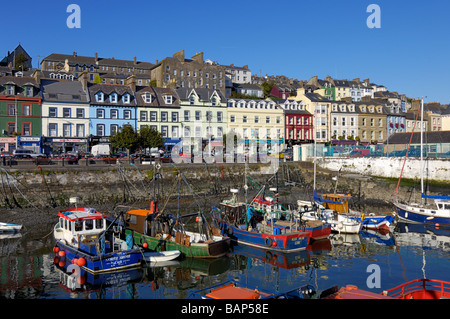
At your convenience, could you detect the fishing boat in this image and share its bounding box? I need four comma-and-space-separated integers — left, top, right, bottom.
53, 207, 150, 274
251, 195, 331, 242
188, 280, 316, 299
299, 193, 362, 234
214, 192, 310, 253
393, 99, 450, 228
320, 278, 450, 299
0, 221, 22, 233
123, 202, 231, 259
316, 191, 394, 232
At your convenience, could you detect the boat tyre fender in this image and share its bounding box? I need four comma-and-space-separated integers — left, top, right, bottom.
265, 236, 272, 247
337, 222, 344, 230
226, 225, 233, 236
139, 236, 146, 246
265, 251, 273, 261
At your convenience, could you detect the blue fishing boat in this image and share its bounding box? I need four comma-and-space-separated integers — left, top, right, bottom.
213, 195, 310, 253
53, 208, 152, 274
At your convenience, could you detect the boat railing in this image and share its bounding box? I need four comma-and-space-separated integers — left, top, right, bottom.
382, 279, 450, 299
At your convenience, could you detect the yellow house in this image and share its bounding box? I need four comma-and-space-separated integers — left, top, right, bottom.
226, 98, 285, 151
288, 88, 332, 143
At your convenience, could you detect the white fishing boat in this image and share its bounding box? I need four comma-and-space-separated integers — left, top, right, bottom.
0, 222, 22, 233
301, 209, 362, 234
143, 250, 181, 263
393, 98, 450, 228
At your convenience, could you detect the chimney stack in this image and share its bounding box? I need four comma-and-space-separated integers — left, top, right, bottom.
79, 71, 88, 90
95, 52, 98, 62
73, 51, 77, 57
127, 75, 136, 92
134, 56, 137, 65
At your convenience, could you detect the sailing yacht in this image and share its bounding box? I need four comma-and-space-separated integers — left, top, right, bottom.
393, 98, 450, 228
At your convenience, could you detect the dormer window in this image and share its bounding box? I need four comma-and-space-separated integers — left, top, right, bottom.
122, 93, 130, 104
110, 93, 118, 103
189, 96, 195, 105
142, 93, 152, 103
164, 95, 173, 104
25, 86, 33, 97
211, 97, 217, 106
6, 85, 15, 95
95, 92, 104, 102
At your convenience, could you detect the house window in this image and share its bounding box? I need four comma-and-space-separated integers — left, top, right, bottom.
49, 107, 57, 117
23, 105, 31, 116
111, 109, 118, 119
110, 93, 118, 103
49, 123, 57, 137
206, 111, 212, 122
97, 124, 105, 136
172, 126, 179, 138
25, 87, 33, 97
76, 124, 85, 137
111, 124, 119, 135
230, 115, 235, 123
195, 111, 201, 121
122, 94, 130, 103
243, 116, 247, 123
217, 127, 223, 137
140, 111, 147, 121
184, 110, 190, 121
164, 95, 173, 104
161, 126, 168, 138
63, 108, 71, 118
255, 116, 259, 123
217, 111, 223, 122
184, 126, 191, 137
150, 111, 157, 122
143, 93, 152, 103
22, 123, 31, 136
7, 86, 15, 95
97, 109, 105, 118
172, 112, 178, 122
95, 92, 104, 102
123, 110, 131, 119
74, 108, 83, 118
7, 104, 16, 116
161, 112, 168, 122
63, 123, 71, 137
266, 116, 271, 124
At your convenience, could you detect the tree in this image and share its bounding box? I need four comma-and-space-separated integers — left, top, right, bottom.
109, 125, 139, 155
94, 75, 103, 83
14, 52, 29, 71
261, 80, 275, 98
138, 126, 164, 150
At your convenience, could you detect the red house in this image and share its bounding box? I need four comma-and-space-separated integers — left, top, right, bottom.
277, 99, 313, 145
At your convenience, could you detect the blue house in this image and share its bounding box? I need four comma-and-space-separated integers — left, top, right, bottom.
384, 102, 406, 138
88, 83, 137, 138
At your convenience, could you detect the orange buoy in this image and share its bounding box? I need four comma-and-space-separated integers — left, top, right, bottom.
435, 223, 440, 228
72, 258, 78, 265
143, 242, 148, 249
77, 257, 86, 267
58, 250, 65, 257
58, 260, 66, 267
77, 275, 86, 285
53, 256, 60, 264
54, 246, 60, 253
272, 241, 277, 247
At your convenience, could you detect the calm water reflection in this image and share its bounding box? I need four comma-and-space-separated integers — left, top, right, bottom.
1, 222, 449, 299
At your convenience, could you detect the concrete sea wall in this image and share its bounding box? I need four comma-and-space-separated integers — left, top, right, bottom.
316, 157, 450, 182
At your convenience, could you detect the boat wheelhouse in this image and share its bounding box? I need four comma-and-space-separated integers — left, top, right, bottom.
123, 204, 231, 259
53, 208, 145, 274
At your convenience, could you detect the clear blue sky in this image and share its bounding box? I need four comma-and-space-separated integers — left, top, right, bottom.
2, 0, 449, 103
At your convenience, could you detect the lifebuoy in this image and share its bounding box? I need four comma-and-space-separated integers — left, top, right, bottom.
226, 225, 233, 236
265, 236, 272, 247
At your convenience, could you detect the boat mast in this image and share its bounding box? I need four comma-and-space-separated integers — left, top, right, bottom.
313, 104, 317, 190
420, 97, 424, 200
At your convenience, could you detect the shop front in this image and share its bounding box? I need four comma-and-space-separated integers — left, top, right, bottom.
0, 137, 17, 153
48, 137, 89, 155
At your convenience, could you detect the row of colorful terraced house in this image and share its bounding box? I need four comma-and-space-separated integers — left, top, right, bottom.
1, 47, 449, 156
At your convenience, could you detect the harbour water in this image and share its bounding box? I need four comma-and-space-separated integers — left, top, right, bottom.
1, 217, 449, 299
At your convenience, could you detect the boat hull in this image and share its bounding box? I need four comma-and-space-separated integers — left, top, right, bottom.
55, 241, 143, 274
352, 215, 395, 232
0, 222, 22, 233
395, 203, 450, 228
221, 222, 310, 253
127, 230, 230, 258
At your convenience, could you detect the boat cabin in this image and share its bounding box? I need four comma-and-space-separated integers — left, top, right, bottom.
321, 194, 351, 213
57, 208, 106, 236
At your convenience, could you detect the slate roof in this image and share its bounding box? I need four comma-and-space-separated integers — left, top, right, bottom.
87, 83, 136, 106
134, 86, 180, 107
175, 87, 226, 102
40, 79, 89, 103
43, 53, 154, 69
385, 131, 450, 145
0, 75, 40, 97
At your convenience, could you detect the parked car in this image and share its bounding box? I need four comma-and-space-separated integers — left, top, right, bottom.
64, 154, 79, 165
